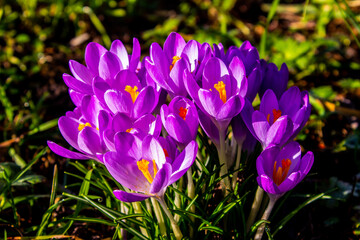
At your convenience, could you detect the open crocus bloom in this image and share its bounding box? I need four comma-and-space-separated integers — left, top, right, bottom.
47, 95, 111, 163
242, 86, 311, 149
160, 96, 199, 149
184, 57, 245, 137
104, 134, 198, 202
64, 38, 141, 106
145, 32, 211, 98
256, 141, 314, 196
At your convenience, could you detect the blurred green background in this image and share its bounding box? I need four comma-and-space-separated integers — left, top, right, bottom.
0, 0, 360, 239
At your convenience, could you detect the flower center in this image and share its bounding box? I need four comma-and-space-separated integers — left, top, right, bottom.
78, 122, 92, 131
214, 81, 227, 103
170, 56, 181, 71
267, 109, 282, 125
163, 148, 169, 158
126, 128, 133, 133
179, 107, 188, 120
273, 158, 292, 186
137, 159, 158, 184
125, 85, 139, 103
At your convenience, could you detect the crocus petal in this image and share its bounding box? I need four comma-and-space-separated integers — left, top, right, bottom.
129, 38, 141, 72
77, 127, 103, 155
85, 42, 107, 76
198, 89, 223, 118
164, 32, 186, 60
278, 141, 302, 174
228, 56, 246, 95
110, 39, 129, 69
184, 69, 201, 103
112, 113, 132, 132
299, 151, 314, 179
47, 141, 89, 159
280, 86, 301, 118
114, 132, 142, 160
104, 152, 150, 191
256, 145, 280, 177
168, 141, 198, 185
181, 40, 199, 72
69, 60, 93, 84
92, 76, 111, 105
142, 136, 166, 169
260, 89, 279, 118
113, 190, 151, 202
265, 115, 293, 148
150, 163, 171, 194
277, 171, 301, 194
202, 58, 230, 91
132, 86, 157, 119
104, 89, 132, 116
246, 66, 262, 102
63, 73, 93, 94
216, 95, 244, 121
58, 116, 81, 149
252, 111, 270, 144
257, 175, 281, 195
163, 114, 192, 146
99, 51, 122, 82
69, 89, 84, 107
81, 95, 103, 127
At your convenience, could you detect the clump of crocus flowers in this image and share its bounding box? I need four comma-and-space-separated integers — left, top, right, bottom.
48, 32, 314, 239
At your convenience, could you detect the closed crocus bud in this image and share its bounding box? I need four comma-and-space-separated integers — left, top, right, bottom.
256, 141, 314, 197
160, 96, 199, 149
259, 61, 289, 99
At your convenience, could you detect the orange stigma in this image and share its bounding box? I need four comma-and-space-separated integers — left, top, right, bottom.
137, 159, 157, 184
273, 158, 292, 186
78, 122, 92, 131
163, 148, 169, 158
170, 56, 181, 71
267, 109, 282, 124
125, 85, 139, 103
179, 107, 188, 120
214, 81, 227, 103
126, 128, 133, 133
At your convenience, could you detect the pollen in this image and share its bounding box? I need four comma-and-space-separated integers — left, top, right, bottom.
125, 85, 139, 103
214, 81, 227, 103
126, 128, 133, 133
273, 158, 292, 186
170, 56, 181, 71
137, 159, 153, 184
78, 122, 92, 131
267, 109, 282, 124
179, 107, 188, 120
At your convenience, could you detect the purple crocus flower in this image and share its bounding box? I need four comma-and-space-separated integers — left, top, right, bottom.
215, 41, 262, 102
48, 95, 111, 163
256, 141, 314, 196
242, 86, 311, 149
145, 32, 211, 98
103, 113, 162, 151
96, 69, 159, 121
104, 134, 198, 202
184, 57, 245, 136
64, 38, 141, 106
160, 96, 199, 149
259, 60, 289, 99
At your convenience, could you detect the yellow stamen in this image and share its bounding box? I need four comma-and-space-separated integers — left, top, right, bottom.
153, 159, 158, 177
170, 56, 181, 71
179, 107, 188, 120
273, 158, 292, 186
78, 122, 92, 131
126, 128, 133, 133
137, 159, 153, 184
214, 81, 227, 103
125, 85, 139, 103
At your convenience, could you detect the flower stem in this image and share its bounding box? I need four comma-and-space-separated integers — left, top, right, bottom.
254, 195, 277, 240
187, 167, 195, 238
173, 177, 183, 222
232, 142, 243, 190
246, 186, 264, 232
150, 197, 167, 237
132, 201, 149, 238
217, 129, 230, 194
157, 197, 183, 240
